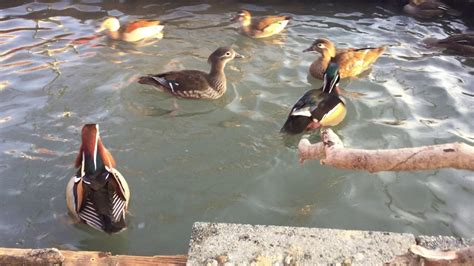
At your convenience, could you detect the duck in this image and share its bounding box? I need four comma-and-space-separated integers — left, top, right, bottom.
138, 47, 243, 99
403, 0, 460, 18
66, 124, 130, 234
281, 62, 346, 134
424, 33, 474, 55
96, 17, 164, 42
304, 38, 386, 80
231, 10, 291, 38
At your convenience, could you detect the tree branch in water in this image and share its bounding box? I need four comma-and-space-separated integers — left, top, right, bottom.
298, 129, 474, 173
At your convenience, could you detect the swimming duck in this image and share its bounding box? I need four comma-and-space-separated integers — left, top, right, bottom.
424, 33, 474, 55
66, 124, 130, 234
231, 10, 291, 38
304, 38, 386, 80
281, 62, 346, 134
96, 17, 164, 42
138, 47, 243, 99
403, 0, 460, 18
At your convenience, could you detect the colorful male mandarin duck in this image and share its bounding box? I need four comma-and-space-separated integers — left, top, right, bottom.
424, 33, 474, 55
404, 0, 460, 18
66, 124, 130, 234
232, 10, 291, 38
281, 62, 346, 134
138, 47, 243, 99
304, 38, 386, 80
96, 17, 164, 42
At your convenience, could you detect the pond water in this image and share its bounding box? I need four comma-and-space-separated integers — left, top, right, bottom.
0, 0, 473, 255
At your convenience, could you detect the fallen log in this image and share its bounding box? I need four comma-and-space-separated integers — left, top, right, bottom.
298, 129, 474, 173
0, 247, 187, 265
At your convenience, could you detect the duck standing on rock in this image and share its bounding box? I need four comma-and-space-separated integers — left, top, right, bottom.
281, 62, 346, 134
138, 47, 243, 99
232, 10, 291, 38
96, 17, 164, 42
304, 38, 386, 80
66, 124, 130, 234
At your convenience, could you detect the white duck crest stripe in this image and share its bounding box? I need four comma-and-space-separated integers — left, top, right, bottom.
93, 124, 99, 171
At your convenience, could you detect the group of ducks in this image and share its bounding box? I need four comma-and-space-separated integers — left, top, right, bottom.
66, 3, 472, 233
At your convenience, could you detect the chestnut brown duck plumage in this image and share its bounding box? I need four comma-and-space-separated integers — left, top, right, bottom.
138, 47, 243, 99
304, 38, 386, 80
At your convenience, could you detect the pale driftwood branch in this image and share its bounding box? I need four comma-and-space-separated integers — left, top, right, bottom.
0, 247, 187, 265
298, 129, 474, 173
386, 245, 474, 265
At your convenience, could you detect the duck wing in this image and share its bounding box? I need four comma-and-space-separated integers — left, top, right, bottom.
123, 20, 162, 33
280, 89, 320, 134
139, 70, 211, 95
254, 16, 290, 33
335, 46, 386, 77
72, 169, 129, 234
417, 1, 460, 16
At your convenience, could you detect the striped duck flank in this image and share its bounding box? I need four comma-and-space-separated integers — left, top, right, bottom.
304, 38, 386, 80
66, 124, 130, 234
281, 62, 347, 134
404, 0, 461, 19
96, 17, 164, 42
138, 47, 243, 99
232, 10, 291, 38
424, 33, 474, 55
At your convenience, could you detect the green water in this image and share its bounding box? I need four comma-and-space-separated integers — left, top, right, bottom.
0, 0, 473, 255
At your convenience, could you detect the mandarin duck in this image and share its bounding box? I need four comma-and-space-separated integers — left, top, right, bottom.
96, 17, 164, 42
304, 38, 386, 80
404, 0, 460, 18
138, 47, 243, 99
281, 62, 346, 134
232, 10, 291, 38
66, 124, 130, 234
424, 33, 474, 55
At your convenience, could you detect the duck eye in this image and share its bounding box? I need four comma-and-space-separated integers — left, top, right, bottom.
225, 52, 231, 56
317, 43, 325, 48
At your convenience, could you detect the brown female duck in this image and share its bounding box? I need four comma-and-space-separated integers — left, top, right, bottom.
97, 17, 164, 42
424, 33, 474, 55
304, 38, 386, 79
138, 47, 243, 99
232, 10, 291, 38
403, 0, 460, 18
66, 124, 130, 234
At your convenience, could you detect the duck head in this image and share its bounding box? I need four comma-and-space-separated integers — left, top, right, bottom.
75, 124, 116, 177
231, 10, 252, 26
207, 47, 244, 66
321, 62, 340, 94
303, 38, 336, 57
97, 17, 120, 33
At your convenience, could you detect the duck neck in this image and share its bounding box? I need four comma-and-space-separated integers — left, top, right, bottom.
209, 61, 227, 94
319, 50, 333, 71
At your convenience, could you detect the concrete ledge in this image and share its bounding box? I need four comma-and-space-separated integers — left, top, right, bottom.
187, 222, 473, 265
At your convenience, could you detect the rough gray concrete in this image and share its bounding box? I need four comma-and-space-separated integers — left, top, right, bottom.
187, 223, 474, 265
188, 222, 416, 265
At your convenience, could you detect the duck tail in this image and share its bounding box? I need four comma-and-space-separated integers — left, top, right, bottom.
280, 116, 311, 135
102, 214, 127, 234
